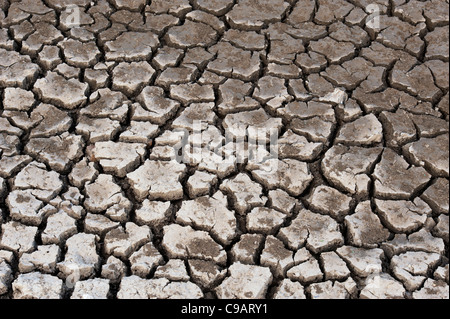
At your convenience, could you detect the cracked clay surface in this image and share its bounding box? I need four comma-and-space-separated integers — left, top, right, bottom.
0, 0, 449, 299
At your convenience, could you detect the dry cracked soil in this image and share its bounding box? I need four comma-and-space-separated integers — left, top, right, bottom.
0, 0, 449, 300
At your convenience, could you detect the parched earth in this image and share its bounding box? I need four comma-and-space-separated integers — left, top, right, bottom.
0, 0, 449, 299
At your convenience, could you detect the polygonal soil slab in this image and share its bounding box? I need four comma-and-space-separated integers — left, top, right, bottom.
215, 262, 273, 299
176, 196, 237, 245
162, 224, 227, 265
110, 0, 146, 11
12, 161, 63, 201
278, 130, 323, 161
278, 209, 344, 253
41, 211, 77, 245
246, 208, 286, 234
25, 133, 84, 173
306, 185, 352, 219
413, 279, 449, 299
147, 0, 192, 16
170, 83, 215, 104
0, 48, 40, 88
58, 39, 101, 68
112, 62, 156, 96
248, 158, 314, 197
0, 260, 12, 295
335, 114, 383, 146
336, 246, 384, 277
165, 20, 217, 48
91, 142, 146, 177
403, 134, 449, 177
322, 145, 382, 196
374, 198, 431, 234
84, 174, 132, 221
421, 178, 449, 215
391, 251, 441, 291
207, 42, 261, 81
0, 0, 449, 301
219, 173, 267, 215
81, 89, 129, 122
373, 148, 431, 199
194, 0, 235, 15
260, 236, 294, 277
134, 86, 180, 125
127, 160, 187, 201
117, 276, 203, 299
104, 31, 159, 62
6, 190, 46, 226
223, 109, 283, 143
382, 229, 445, 258
12, 272, 64, 299
57, 233, 100, 280
71, 278, 111, 299
0, 222, 38, 256
104, 223, 152, 259
345, 201, 390, 248
359, 273, 406, 299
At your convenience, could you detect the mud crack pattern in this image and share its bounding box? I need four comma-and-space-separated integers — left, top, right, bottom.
0, 0, 449, 299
